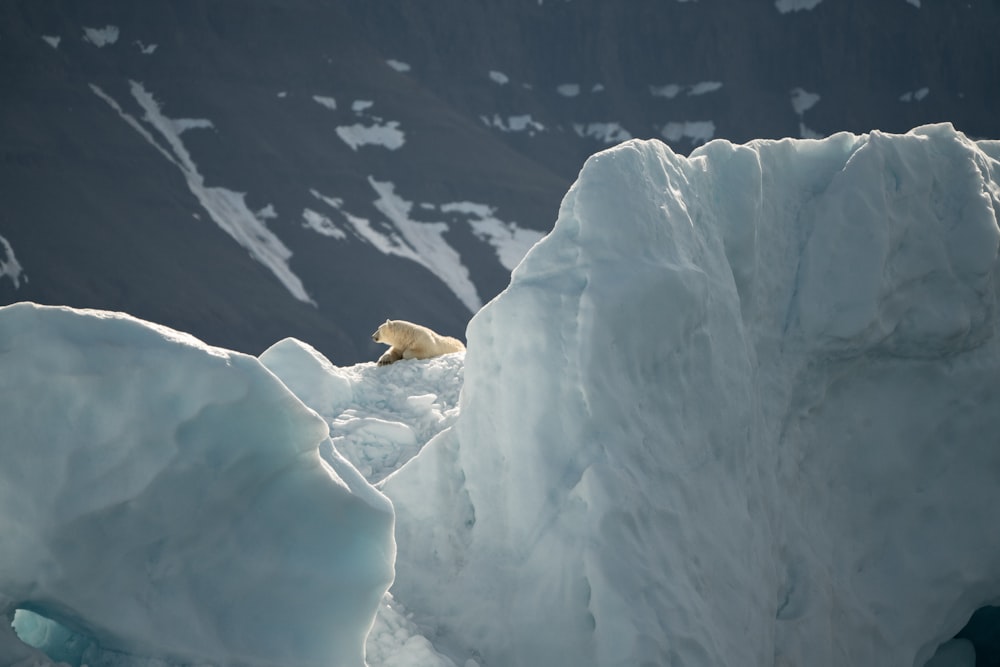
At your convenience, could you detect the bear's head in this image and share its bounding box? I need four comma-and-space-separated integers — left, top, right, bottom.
372, 319, 393, 343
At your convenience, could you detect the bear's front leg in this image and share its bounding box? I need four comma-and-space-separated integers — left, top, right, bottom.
377, 347, 403, 366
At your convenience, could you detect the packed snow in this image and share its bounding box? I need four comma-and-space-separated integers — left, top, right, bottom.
91, 81, 314, 305
5, 123, 1000, 667
0, 234, 26, 289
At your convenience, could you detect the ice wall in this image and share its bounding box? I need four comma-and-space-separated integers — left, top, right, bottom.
384, 124, 1000, 666
0, 303, 395, 667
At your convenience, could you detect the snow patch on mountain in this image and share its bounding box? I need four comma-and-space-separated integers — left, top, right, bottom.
369, 178, 481, 312
689, 81, 723, 95
90, 81, 314, 305
352, 100, 375, 114
312, 95, 337, 110
336, 121, 405, 151
790, 87, 820, 115
440, 201, 545, 271
302, 208, 347, 239
660, 120, 715, 144
775, 0, 823, 12
791, 88, 822, 138
557, 83, 581, 97
650, 83, 683, 98
308, 183, 481, 313
901, 87, 930, 102
82, 25, 119, 47
0, 234, 26, 289
481, 113, 545, 135
574, 122, 632, 144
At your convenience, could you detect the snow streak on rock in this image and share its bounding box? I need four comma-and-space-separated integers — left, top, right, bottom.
90, 81, 315, 305
0, 234, 26, 288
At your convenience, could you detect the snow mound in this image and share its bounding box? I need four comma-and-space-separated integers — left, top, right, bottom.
260, 337, 463, 483
0, 303, 394, 667
384, 123, 1000, 666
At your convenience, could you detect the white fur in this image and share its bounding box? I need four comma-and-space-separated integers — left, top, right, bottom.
372, 319, 465, 366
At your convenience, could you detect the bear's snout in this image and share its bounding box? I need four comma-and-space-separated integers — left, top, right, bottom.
371, 331, 380, 342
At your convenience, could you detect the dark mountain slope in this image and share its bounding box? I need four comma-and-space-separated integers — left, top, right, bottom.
1, 0, 997, 362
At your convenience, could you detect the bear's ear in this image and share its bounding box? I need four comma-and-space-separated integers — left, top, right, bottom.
385, 319, 391, 324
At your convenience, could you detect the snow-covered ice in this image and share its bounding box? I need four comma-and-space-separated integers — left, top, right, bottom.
6, 123, 1000, 667
260, 337, 463, 484
385, 123, 1000, 666
0, 303, 393, 666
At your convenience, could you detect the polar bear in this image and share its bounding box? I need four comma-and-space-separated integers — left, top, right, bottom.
371, 319, 465, 366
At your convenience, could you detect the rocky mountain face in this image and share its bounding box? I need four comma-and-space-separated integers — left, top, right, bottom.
2, 0, 997, 363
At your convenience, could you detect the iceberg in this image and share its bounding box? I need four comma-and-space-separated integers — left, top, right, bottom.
4, 123, 1000, 667
0, 303, 394, 667
384, 123, 1000, 666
